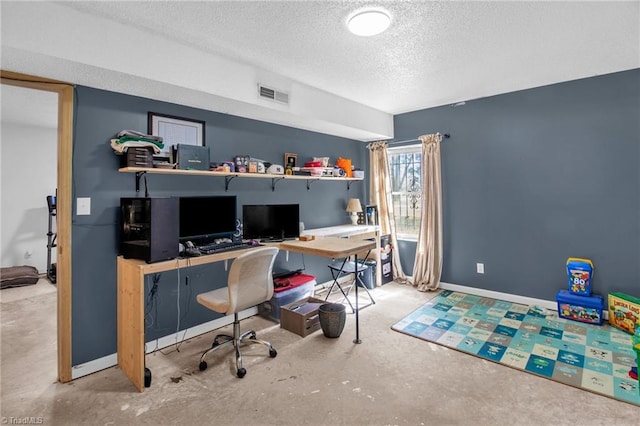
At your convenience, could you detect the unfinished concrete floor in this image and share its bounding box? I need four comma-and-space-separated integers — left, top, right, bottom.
1, 280, 639, 425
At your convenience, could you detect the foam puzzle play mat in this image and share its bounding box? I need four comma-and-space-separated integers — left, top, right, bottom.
392, 290, 640, 406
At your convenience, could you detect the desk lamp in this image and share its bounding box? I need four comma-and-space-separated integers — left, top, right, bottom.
346, 198, 362, 225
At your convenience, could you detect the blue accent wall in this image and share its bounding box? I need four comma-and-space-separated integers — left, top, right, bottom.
71, 86, 366, 365
393, 69, 639, 301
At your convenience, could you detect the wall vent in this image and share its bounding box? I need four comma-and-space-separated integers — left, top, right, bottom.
258, 84, 289, 104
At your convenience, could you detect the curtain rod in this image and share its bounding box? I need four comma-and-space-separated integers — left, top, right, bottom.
386, 133, 450, 145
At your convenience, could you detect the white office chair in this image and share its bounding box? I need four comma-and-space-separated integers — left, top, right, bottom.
196, 246, 279, 378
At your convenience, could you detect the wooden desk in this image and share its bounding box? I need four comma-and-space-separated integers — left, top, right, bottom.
301, 225, 381, 286
118, 234, 377, 392
279, 236, 376, 259
117, 249, 257, 392
279, 237, 376, 344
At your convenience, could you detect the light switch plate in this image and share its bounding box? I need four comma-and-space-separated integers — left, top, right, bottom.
77, 197, 91, 215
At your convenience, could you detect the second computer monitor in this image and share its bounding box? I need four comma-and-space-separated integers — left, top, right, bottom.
242, 204, 299, 241
179, 196, 237, 242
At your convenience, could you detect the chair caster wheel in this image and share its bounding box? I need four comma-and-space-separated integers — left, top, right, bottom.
269, 349, 277, 358
199, 361, 208, 371
236, 368, 246, 378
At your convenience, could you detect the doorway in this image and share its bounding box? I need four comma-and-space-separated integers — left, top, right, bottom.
0, 71, 73, 382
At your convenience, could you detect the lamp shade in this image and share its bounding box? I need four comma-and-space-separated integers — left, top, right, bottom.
346, 198, 362, 213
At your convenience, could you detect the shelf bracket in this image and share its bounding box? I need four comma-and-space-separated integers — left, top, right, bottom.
271, 177, 285, 192
224, 175, 237, 192
135, 171, 147, 193
346, 180, 354, 191
306, 179, 320, 191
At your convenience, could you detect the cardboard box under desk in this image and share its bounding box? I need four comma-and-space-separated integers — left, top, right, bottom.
280, 297, 325, 337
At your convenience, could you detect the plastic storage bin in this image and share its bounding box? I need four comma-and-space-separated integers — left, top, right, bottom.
556, 289, 603, 325
357, 260, 377, 290
566, 257, 593, 296
259, 278, 316, 322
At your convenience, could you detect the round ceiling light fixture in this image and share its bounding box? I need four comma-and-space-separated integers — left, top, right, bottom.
347, 9, 391, 36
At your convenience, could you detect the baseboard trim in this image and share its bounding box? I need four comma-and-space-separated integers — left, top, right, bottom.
71, 353, 118, 380
314, 275, 352, 294
439, 282, 558, 311
71, 307, 257, 380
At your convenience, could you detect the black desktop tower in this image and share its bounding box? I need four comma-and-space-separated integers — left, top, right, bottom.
120, 197, 179, 263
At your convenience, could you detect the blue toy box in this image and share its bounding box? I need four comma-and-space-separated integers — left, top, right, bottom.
556, 290, 603, 325
566, 257, 593, 296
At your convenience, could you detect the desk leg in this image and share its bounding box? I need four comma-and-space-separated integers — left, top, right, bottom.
117, 257, 146, 392
353, 254, 361, 344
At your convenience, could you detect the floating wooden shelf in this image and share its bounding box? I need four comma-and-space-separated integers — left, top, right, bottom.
119, 167, 363, 192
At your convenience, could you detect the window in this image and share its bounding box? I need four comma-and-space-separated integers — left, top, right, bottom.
388, 144, 421, 240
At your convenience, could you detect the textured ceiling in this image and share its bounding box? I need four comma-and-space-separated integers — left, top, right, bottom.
2, 2, 638, 138
58, 0, 640, 114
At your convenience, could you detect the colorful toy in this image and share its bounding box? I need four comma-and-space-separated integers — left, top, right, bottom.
556, 290, 604, 325
566, 257, 593, 296
608, 292, 640, 335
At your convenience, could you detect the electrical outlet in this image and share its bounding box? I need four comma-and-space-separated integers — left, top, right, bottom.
77, 197, 91, 215
476, 263, 485, 274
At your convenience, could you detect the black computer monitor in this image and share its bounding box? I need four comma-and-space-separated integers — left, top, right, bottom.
179, 196, 237, 242
242, 204, 300, 241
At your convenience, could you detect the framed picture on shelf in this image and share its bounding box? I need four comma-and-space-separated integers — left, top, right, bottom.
284, 153, 297, 168
365, 205, 378, 226
148, 112, 205, 154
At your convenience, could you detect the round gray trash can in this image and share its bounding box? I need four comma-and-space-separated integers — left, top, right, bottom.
318, 303, 346, 338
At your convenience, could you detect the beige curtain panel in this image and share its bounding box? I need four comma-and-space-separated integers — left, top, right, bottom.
412, 133, 443, 291
368, 141, 408, 284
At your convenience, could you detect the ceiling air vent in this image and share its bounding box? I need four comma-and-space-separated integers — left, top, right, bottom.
258, 84, 289, 105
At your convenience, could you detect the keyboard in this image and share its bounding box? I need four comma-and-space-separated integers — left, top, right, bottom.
198, 241, 257, 255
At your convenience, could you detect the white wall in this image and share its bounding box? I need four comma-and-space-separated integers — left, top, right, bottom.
1, 92, 58, 273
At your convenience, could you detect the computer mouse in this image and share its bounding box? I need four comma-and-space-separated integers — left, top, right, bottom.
185, 248, 201, 257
